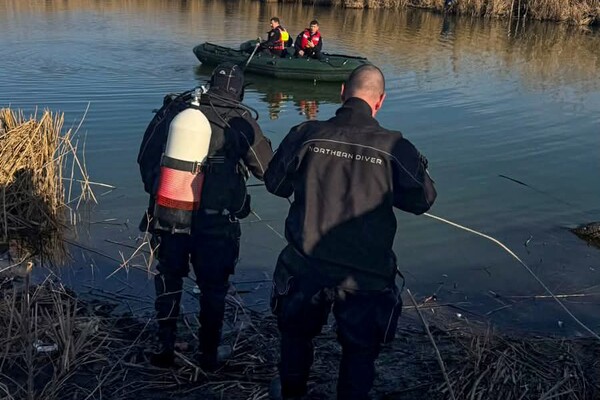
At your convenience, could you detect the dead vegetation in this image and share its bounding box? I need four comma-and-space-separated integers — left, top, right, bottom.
323, 0, 600, 25
1, 277, 598, 400
0, 277, 111, 400
443, 333, 599, 399
0, 108, 95, 268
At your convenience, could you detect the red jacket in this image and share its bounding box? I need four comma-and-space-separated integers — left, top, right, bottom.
297, 29, 322, 52
301, 29, 321, 49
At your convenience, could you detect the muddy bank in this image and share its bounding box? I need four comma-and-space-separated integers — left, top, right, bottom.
1, 278, 599, 400
571, 222, 600, 249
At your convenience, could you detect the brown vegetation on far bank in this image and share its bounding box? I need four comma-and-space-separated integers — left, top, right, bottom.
310, 0, 600, 25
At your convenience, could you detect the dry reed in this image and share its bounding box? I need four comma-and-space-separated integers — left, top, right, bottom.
1, 278, 598, 399
0, 279, 108, 400
0, 108, 94, 267
309, 0, 599, 25
1, 0, 598, 26
443, 331, 598, 399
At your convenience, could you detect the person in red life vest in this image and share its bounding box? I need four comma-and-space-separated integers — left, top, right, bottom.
259, 17, 292, 57
294, 20, 323, 59
137, 63, 273, 371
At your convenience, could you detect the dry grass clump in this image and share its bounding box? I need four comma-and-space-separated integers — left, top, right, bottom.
0, 108, 94, 266
0, 278, 109, 400
332, 0, 599, 25
525, 0, 600, 25
443, 331, 599, 399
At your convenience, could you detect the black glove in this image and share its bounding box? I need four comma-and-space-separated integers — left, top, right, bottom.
419, 153, 429, 170
235, 194, 252, 219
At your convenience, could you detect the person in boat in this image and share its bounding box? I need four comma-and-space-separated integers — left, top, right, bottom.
259, 16, 292, 57
137, 62, 273, 371
294, 20, 323, 60
264, 64, 437, 400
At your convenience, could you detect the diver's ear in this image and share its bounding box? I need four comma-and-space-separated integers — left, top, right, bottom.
373, 92, 386, 116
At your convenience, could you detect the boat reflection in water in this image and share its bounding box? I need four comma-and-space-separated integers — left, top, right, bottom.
195, 64, 341, 121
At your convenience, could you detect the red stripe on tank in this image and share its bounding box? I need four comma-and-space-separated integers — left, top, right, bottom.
156, 196, 198, 211
155, 166, 204, 209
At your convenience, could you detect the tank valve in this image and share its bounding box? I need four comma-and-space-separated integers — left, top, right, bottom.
191, 88, 203, 106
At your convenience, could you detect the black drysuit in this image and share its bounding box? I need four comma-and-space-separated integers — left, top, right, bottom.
264, 97, 436, 399
138, 89, 273, 368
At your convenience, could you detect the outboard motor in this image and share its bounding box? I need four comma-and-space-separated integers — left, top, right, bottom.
153, 89, 212, 234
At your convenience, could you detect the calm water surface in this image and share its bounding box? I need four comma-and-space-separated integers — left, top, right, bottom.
1, 0, 599, 334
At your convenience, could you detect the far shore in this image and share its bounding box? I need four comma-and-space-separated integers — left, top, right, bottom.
264, 0, 600, 26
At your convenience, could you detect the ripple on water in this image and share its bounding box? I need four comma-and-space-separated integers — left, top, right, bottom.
0, 0, 599, 332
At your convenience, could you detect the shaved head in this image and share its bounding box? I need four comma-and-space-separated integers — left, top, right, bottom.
341, 64, 386, 116
343, 65, 385, 101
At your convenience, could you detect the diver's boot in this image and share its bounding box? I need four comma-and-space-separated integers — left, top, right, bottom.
197, 284, 227, 372
268, 377, 307, 400
152, 270, 183, 368
269, 377, 283, 400
198, 323, 233, 372
150, 327, 176, 368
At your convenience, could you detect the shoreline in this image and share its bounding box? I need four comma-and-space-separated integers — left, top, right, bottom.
278, 0, 600, 26
1, 277, 599, 399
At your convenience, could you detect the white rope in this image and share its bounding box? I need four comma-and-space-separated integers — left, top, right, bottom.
423, 212, 600, 341
251, 203, 599, 340
251, 210, 286, 241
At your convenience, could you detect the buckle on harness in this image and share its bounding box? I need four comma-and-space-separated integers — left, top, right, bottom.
191, 162, 203, 174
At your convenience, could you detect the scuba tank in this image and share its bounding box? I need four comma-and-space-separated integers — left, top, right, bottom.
153, 89, 212, 234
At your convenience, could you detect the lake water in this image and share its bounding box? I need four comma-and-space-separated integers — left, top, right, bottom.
1, 0, 599, 335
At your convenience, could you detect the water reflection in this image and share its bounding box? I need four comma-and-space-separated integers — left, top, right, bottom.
2, 0, 598, 92
195, 65, 341, 121
1, 0, 599, 334
248, 76, 340, 121
439, 14, 456, 39
349, 9, 600, 92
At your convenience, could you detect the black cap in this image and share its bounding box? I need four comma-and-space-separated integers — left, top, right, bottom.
210, 62, 244, 100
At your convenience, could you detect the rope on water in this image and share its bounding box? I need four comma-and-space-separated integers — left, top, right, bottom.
250, 202, 600, 341
423, 212, 600, 341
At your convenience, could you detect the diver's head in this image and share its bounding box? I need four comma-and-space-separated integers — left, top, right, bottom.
209, 62, 245, 101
